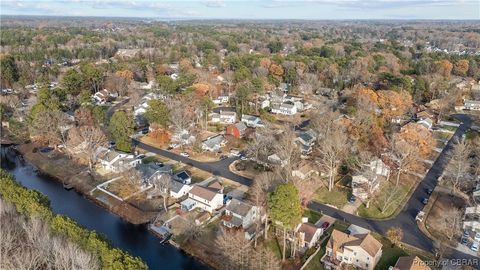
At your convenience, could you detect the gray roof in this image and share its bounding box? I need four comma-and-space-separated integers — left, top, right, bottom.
171, 180, 188, 193
234, 122, 248, 132
226, 198, 253, 217
465, 100, 480, 105
102, 151, 121, 162
297, 130, 316, 145
137, 163, 171, 180
242, 114, 259, 122
203, 135, 224, 148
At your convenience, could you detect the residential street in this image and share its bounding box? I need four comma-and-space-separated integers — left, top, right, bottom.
134, 114, 478, 261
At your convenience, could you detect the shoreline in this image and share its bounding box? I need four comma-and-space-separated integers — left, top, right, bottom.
6, 143, 217, 270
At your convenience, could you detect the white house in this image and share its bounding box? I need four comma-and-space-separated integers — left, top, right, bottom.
97, 150, 141, 173
223, 199, 260, 239
134, 93, 165, 124
322, 230, 383, 270
271, 102, 297, 115
93, 89, 116, 104
463, 205, 480, 233
171, 129, 196, 146
181, 184, 224, 213
241, 114, 264, 128
201, 134, 226, 152
170, 180, 192, 199
464, 100, 480, 111
295, 219, 323, 250
352, 159, 390, 201
213, 95, 230, 105
211, 110, 237, 124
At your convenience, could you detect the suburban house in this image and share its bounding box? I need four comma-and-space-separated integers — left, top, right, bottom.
267, 154, 287, 167
170, 180, 192, 199
171, 129, 196, 146
97, 150, 141, 173
211, 110, 237, 124
201, 134, 226, 152
137, 163, 173, 185
464, 99, 480, 111
92, 89, 115, 104
181, 182, 224, 213
241, 114, 264, 128
417, 118, 433, 130
292, 161, 319, 180
389, 256, 430, 270
173, 170, 191, 185
226, 122, 248, 138
352, 159, 390, 201
223, 199, 260, 239
295, 129, 317, 155
213, 95, 230, 105
321, 229, 383, 270
295, 219, 323, 250
271, 102, 297, 115
134, 93, 165, 125
463, 205, 480, 233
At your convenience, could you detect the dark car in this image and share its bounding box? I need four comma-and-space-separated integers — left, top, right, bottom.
141, 128, 149, 134
426, 188, 433, 195
39, 147, 54, 153
320, 222, 330, 230
461, 237, 468, 245
348, 196, 356, 204
422, 198, 429, 205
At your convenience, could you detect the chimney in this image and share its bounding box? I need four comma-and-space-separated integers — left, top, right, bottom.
302, 217, 308, 223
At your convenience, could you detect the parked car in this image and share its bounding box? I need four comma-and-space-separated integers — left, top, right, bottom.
39, 147, 54, 153
169, 143, 179, 149
348, 196, 356, 204
141, 127, 149, 134
136, 154, 146, 159
320, 222, 330, 230
180, 152, 189, 157
463, 230, 470, 238
426, 188, 433, 195
475, 232, 480, 241
415, 211, 425, 222
461, 237, 469, 245
471, 242, 479, 252
421, 198, 429, 205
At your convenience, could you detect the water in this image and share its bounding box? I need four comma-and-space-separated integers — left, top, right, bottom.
0, 146, 210, 270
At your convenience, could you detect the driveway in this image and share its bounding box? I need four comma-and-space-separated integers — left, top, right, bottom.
133, 114, 478, 261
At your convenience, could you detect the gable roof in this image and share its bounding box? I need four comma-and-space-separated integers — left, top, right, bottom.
327, 230, 382, 258
394, 256, 430, 270
203, 135, 225, 148
189, 185, 219, 202
298, 223, 320, 243
234, 121, 248, 132
171, 180, 189, 193
226, 198, 253, 217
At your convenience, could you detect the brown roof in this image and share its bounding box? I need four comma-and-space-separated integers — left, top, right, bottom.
208, 180, 223, 192
189, 186, 218, 201
327, 230, 382, 258
394, 256, 430, 270
298, 223, 320, 243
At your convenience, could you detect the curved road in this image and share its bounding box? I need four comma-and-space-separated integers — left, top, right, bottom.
133, 114, 477, 261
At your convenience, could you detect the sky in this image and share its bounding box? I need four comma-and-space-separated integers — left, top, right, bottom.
0, 0, 479, 20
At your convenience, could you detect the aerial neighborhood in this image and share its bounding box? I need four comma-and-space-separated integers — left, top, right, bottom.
1, 14, 480, 270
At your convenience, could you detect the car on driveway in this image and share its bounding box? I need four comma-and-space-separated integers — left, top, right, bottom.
464, 230, 470, 238
475, 232, 480, 241
461, 237, 468, 245
39, 147, 54, 153
348, 196, 356, 204
471, 242, 479, 252
136, 154, 146, 159
320, 222, 330, 230
180, 152, 189, 157
421, 198, 429, 205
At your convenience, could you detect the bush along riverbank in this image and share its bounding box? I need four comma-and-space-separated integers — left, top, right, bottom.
0, 169, 148, 270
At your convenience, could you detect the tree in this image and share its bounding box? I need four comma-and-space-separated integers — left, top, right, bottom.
438, 60, 453, 77
61, 69, 84, 95
453, 60, 469, 77
267, 41, 283, 53
29, 110, 70, 146
389, 136, 420, 186
66, 126, 107, 169
80, 63, 103, 93
151, 174, 172, 212
443, 138, 472, 194
108, 111, 134, 152
145, 100, 169, 128
0, 55, 19, 88
235, 84, 251, 116
316, 123, 348, 191
439, 207, 462, 241
386, 227, 404, 247
267, 183, 302, 261
166, 98, 195, 134
251, 171, 278, 243
378, 184, 402, 214
377, 90, 412, 121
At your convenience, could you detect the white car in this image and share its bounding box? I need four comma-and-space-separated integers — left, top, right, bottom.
475, 232, 480, 241
180, 152, 189, 157
471, 242, 479, 252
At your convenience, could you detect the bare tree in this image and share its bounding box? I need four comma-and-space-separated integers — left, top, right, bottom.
439, 207, 462, 241
390, 136, 419, 186
274, 127, 301, 182
66, 126, 108, 169
443, 138, 472, 194
245, 126, 276, 163
250, 172, 278, 243
152, 173, 172, 212
124, 168, 142, 186
166, 98, 195, 134
315, 123, 348, 191
378, 184, 402, 214
386, 227, 404, 247
30, 110, 71, 146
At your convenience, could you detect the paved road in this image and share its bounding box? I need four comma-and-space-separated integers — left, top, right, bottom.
134, 114, 478, 261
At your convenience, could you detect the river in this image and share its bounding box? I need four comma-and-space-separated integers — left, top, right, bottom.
0, 146, 210, 270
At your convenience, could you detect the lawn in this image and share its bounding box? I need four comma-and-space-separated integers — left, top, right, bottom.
313, 186, 349, 209
303, 246, 326, 270
357, 183, 410, 219
303, 209, 322, 224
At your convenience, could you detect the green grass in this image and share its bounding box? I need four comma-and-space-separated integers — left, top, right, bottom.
374, 247, 407, 270
303, 246, 327, 270
313, 186, 349, 209
265, 235, 283, 259
303, 209, 322, 224
357, 183, 409, 219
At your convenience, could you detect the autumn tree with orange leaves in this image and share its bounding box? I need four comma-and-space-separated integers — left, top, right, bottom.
377, 90, 413, 121
438, 60, 453, 77
453, 60, 469, 77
